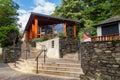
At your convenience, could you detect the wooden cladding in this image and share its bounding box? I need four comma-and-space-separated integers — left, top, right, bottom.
91, 33, 119, 42
27, 20, 77, 41
35, 18, 38, 38
64, 23, 67, 37
74, 24, 76, 38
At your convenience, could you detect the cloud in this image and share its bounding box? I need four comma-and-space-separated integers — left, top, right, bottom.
33, 2, 55, 14
17, 9, 30, 31
34, 0, 45, 6
17, 0, 56, 32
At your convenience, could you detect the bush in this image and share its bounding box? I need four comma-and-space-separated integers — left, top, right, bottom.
31, 36, 53, 43
58, 31, 64, 37
0, 24, 19, 47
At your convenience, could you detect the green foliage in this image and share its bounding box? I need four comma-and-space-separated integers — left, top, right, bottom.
0, 24, 19, 47
0, 0, 19, 27
52, 0, 120, 38
58, 31, 64, 37
0, 0, 19, 47
31, 36, 53, 42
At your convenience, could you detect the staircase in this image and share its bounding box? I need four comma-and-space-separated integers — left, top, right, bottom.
16, 42, 83, 79
15, 58, 83, 80
20, 42, 44, 59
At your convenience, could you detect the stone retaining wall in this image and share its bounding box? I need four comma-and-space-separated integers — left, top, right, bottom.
2, 47, 21, 63
80, 41, 120, 80
59, 37, 79, 59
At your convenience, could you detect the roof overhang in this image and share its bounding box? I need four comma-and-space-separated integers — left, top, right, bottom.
25, 12, 80, 30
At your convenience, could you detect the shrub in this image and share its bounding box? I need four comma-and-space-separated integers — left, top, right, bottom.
31, 36, 52, 42
0, 24, 19, 47
58, 31, 64, 37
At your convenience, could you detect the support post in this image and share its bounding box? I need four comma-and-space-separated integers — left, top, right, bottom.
32, 24, 35, 38
40, 26, 42, 38
29, 28, 32, 40
35, 18, 38, 38
74, 23, 76, 38
64, 23, 67, 37
52, 25, 54, 37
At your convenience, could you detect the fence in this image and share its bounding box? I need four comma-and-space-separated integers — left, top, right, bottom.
91, 33, 119, 42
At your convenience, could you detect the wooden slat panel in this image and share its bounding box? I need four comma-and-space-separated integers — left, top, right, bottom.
92, 33, 120, 42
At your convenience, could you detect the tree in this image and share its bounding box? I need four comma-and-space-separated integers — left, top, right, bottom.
52, 0, 85, 37
52, 0, 120, 38
0, 0, 19, 47
0, 0, 19, 27
110, 0, 120, 15
0, 24, 19, 47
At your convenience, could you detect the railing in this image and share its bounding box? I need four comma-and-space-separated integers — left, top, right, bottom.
35, 44, 47, 74
20, 42, 30, 60
91, 33, 120, 42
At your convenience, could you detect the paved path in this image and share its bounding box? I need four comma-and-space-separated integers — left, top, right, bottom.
0, 63, 73, 80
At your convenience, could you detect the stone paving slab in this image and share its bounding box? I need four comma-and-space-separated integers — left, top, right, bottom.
0, 63, 77, 80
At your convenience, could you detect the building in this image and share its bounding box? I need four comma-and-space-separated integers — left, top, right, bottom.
22, 12, 79, 42
96, 15, 120, 36
22, 12, 79, 59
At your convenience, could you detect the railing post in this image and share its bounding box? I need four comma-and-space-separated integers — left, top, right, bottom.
36, 57, 38, 74
43, 45, 46, 64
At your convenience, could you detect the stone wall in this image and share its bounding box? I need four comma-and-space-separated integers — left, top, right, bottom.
2, 47, 21, 63
36, 37, 79, 59
80, 41, 120, 80
59, 37, 79, 59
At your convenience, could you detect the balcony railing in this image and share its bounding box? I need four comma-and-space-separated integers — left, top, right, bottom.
91, 33, 120, 42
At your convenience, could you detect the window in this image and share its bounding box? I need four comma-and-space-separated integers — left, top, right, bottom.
52, 40, 54, 48
102, 24, 119, 36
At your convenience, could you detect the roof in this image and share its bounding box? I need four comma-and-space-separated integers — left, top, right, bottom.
96, 15, 120, 26
25, 12, 80, 30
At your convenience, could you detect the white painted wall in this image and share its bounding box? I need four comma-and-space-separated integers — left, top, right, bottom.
36, 37, 60, 59
97, 26, 102, 36
118, 22, 120, 33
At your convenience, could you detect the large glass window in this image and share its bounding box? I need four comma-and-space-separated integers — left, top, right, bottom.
54, 24, 64, 34
102, 24, 119, 36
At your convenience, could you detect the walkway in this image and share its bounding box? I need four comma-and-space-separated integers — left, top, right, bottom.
0, 63, 72, 80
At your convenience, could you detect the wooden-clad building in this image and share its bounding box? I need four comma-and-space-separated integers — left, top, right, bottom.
22, 12, 79, 41
92, 15, 120, 41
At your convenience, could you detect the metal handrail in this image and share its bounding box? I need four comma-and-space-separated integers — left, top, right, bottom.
21, 49, 30, 60
35, 44, 47, 74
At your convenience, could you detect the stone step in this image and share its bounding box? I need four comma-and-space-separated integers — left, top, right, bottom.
17, 61, 82, 72
23, 60, 81, 68
31, 69, 83, 78
15, 58, 83, 79
29, 66, 82, 72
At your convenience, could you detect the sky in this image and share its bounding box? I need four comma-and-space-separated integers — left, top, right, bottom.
14, 0, 61, 31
